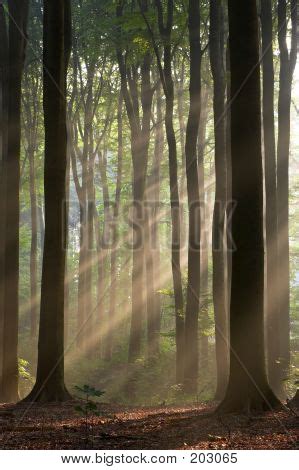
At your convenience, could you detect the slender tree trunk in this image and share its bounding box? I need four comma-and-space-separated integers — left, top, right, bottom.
98, 146, 112, 360
210, 0, 229, 401
149, 84, 163, 358
277, 0, 297, 388
198, 86, 209, 371
85, 153, 95, 357
184, 0, 202, 394
28, 146, 38, 340
218, 0, 280, 413
77, 202, 87, 351
260, 0, 281, 397
71, 65, 95, 356
105, 92, 123, 361
2, 0, 29, 403
144, 180, 157, 359
24, 0, 72, 403
153, 0, 185, 382
64, 149, 71, 345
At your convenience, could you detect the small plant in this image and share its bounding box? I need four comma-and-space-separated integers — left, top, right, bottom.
18, 358, 35, 398
74, 384, 105, 447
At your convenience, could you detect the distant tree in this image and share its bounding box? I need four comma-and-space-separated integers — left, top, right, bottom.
116, 0, 154, 362
22, 68, 42, 340
105, 92, 123, 361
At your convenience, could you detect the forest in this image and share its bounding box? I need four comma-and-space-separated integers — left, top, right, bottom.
0, 0, 298, 452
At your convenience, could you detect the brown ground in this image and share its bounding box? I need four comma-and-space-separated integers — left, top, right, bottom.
0, 402, 298, 450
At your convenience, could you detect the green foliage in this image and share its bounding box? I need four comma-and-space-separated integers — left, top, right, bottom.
74, 384, 105, 399
18, 358, 35, 398
74, 385, 105, 418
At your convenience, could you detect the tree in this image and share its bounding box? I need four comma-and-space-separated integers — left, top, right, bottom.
24, 0, 72, 402
260, 0, 281, 396
105, 92, 123, 361
276, 0, 297, 389
116, 0, 154, 362
0, 3, 8, 401
145, 0, 185, 380
209, 0, 229, 401
22, 68, 42, 340
184, 0, 202, 393
198, 85, 210, 371
218, 0, 280, 413
1, 0, 29, 403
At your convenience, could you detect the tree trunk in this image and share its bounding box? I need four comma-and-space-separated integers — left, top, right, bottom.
0, 4, 8, 401
276, 0, 297, 389
218, 0, 280, 413
64, 147, 71, 345
198, 86, 209, 371
2, 0, 29, 403
147, 84, 163, 359
184, 0, 202, 394
210, 0, 229, 401
116, 1, 153, 363
260, 0, 281, 397
28, 147, 38, 341
153, 0, 185, 383
24, 0, 72, 403
105, 92, 123, 361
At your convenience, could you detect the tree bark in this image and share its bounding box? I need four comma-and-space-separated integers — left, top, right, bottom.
198, 86, 209, 371
0, 4, 8, 401
276, 0, 297, 389
153, 0, 185, 383
1, 0, 29, 403
260, 0, 281, 397
146, 84, 163, 359
210, 0, 229, 401
116, 1, 154, 363
24, 0, 72, 403
218, 0, 280, 413
105, 92, 123, 361
184, 0, 202, 394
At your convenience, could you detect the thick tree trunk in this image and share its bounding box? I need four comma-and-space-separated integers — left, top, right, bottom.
260, 0, 281, 397
210, 0, 229, 401
2, 0, 29, 403
276, 0, 297, 389
24, 0, 72, 403
184, 0, 202, 394
218, 0, 280, 413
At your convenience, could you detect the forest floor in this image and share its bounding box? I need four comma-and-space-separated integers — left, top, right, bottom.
0, 401, 298, 450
